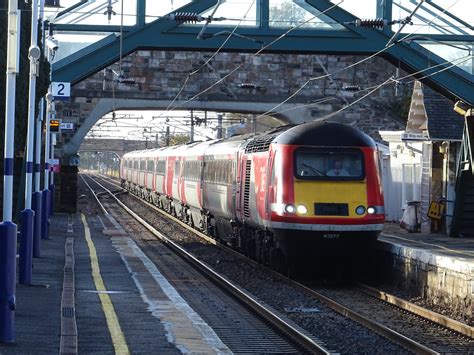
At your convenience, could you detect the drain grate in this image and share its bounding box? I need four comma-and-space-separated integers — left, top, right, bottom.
62, 307, 75, 318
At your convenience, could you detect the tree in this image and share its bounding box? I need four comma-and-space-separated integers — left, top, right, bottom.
159, 133, 190, 147
269, 1, 332, 29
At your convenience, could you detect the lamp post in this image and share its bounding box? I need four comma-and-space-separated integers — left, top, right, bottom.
32, 0, 45, 257
19, 0, 41, 285
42, 92, 52, 240
0, 0, 20, 343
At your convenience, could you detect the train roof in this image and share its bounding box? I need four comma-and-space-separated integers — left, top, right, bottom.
123, 121, 375, 159
273, 121, 376, 148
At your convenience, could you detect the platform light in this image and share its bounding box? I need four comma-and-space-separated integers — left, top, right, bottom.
296, 204, 308, 215
367, 206, 376, 214
355, 205, 366, 215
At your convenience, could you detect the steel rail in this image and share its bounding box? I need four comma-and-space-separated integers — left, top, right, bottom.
81, 173, 332, 355
357, 283, 474, 339
79, 174, 108, 215
91, 173, 440, 354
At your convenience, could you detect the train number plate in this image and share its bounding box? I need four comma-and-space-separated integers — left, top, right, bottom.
322, 233, 340, 239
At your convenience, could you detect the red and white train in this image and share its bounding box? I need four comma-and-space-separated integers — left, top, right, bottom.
121, 121, 384, 271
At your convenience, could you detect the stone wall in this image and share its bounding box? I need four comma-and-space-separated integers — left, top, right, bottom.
54, 50, 413, 212
376, 241, 472, 320
57, 50, 411, 149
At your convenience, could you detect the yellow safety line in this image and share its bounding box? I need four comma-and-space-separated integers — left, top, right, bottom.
382, 233, 474, 258
81, 214, 130, 355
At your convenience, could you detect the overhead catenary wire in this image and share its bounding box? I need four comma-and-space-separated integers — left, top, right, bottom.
265, 54, 473, 121
104, 0, 465, 142
159, 0, 344, 117
42, 0, 468, 142
256, 0, 462, 118
155, 0, 257, 121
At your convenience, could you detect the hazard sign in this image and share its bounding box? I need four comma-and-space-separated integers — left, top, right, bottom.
427, 201, 445, 220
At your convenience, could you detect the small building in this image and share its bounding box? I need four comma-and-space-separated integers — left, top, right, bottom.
379, 81, 464, 234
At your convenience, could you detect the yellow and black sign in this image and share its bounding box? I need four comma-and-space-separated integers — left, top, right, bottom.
50, 119, 60, 132
428, 201, 445, 220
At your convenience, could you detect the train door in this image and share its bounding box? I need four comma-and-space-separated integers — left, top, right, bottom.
139, 158, 146, 187
133, 158, 138, 184
165, 157, 174, 197
179, 158, 187, 205
172, 158, 181, 201
231, 158, 238, 220
146, 159, 154, 190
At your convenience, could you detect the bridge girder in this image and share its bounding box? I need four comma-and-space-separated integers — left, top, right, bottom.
52, 0, 474, 105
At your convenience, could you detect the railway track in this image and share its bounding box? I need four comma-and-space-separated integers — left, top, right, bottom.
82, 172, 474, 354
80, 173, 330, 354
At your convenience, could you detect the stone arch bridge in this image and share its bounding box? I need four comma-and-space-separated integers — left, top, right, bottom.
54, 51, 410, 212
78, 138, 150, 158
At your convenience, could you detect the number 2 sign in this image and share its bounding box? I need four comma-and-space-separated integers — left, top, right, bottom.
52, 82, 71, 100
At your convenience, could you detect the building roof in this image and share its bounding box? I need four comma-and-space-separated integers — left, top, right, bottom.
423, 85, 464, 141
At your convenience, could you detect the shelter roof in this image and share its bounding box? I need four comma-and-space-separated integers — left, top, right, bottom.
423, 85, 464, 141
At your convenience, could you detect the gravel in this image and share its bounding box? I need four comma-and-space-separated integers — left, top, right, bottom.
111, 191, 409, 354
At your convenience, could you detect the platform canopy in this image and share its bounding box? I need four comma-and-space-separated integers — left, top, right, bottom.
49, 0, 474, 105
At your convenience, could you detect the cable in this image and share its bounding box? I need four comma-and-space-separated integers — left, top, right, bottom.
264, 55, 474, 118
256, 0, 462, 118
157, 0, 257, 119
161, 0, 344, 116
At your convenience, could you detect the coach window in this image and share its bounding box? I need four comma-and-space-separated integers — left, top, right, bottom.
147, 160, 154, 172
140, 159, 146, 171
156, 160, 166, 175
134, 159, 138, 169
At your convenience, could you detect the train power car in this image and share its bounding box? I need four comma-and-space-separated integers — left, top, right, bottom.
121, 121, 384, 272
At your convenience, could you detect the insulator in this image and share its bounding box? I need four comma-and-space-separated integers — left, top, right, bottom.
355, 18, 388, 29
119, 79, 136, 85
240, 83, 257, 89
341, 85, 361, 92
169, 12, 203, 24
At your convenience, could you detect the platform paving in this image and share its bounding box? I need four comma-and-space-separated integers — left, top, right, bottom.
0, 222, 64, 354
382, 223, 474, 261
0, 213, 229, 354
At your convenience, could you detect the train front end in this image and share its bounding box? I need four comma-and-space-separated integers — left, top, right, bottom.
267, 122, 384, 252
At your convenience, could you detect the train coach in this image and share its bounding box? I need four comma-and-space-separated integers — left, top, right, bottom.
121, 121, 384, 272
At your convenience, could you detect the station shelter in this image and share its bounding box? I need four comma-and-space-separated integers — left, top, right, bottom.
380, 81, 464, 235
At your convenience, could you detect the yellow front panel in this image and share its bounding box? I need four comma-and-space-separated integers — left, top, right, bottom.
294, 180, 367, 218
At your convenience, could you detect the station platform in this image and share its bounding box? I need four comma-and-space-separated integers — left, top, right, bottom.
377, 223, 474, 320
0, 213, 229, 354
2, 215, 473, 353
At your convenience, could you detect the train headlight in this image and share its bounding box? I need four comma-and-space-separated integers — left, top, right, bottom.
367, 206, 376, 214
296, 204, 308, 214
285, 204, 296, 213
355, 205, 366, 215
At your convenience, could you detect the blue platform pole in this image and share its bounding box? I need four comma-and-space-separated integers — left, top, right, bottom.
49, 182, 55, 216
41, 186, 50, 240
19, 0, 40, 285
32, 191, 42, 257
18, 210, 34, 285
0, 0, 20, 343
33, 0, 45, 257
0, 222, 18, 343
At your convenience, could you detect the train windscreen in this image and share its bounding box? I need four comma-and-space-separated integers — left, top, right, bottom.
294, 148, 365, 180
